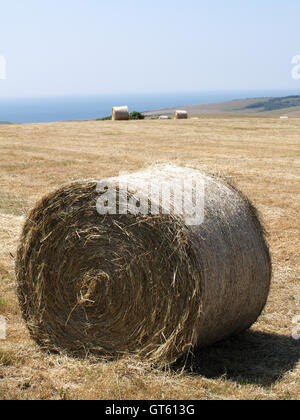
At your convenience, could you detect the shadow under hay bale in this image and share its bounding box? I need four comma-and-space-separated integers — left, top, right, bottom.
173, 330, 300, 387
15, 165, 272, 363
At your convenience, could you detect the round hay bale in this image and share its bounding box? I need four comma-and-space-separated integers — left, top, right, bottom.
15, 165, 271, 363
112, 106, 130, 121
175, 110, 188, 119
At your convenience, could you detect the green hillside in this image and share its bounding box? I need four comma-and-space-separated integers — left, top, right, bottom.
242, 96, 300, 112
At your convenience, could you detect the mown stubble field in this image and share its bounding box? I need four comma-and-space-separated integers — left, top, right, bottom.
0, 118, 299, 400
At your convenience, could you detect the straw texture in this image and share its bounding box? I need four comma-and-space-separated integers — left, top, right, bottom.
112, 106, 130, 121
15, 165, 272, 363
175, 110, 188, 119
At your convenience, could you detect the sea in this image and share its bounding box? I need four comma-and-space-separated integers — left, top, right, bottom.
0, 90, 298, 124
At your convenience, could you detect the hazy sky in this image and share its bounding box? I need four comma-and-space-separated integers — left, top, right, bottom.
0, 0, 299, 97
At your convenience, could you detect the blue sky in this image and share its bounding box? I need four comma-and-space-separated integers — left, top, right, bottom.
0, 0, 299, 97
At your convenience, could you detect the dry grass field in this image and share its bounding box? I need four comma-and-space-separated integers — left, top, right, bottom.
0, 118, 299, 400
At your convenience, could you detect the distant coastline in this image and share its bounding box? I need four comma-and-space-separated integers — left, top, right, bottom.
0, 91, 299, 123
145, 95, 300, 118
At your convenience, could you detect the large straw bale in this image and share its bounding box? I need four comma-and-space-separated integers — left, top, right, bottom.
15, 165, 271, 363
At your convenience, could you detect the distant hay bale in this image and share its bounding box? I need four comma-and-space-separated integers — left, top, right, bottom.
175, 110, 188, 119
112, 106, 129, 121
15, 165, 271, 363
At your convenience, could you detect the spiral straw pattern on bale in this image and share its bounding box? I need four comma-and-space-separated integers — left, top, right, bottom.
15, 165, 272, 363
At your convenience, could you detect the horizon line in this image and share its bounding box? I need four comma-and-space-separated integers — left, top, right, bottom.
0, 88, 299, 101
